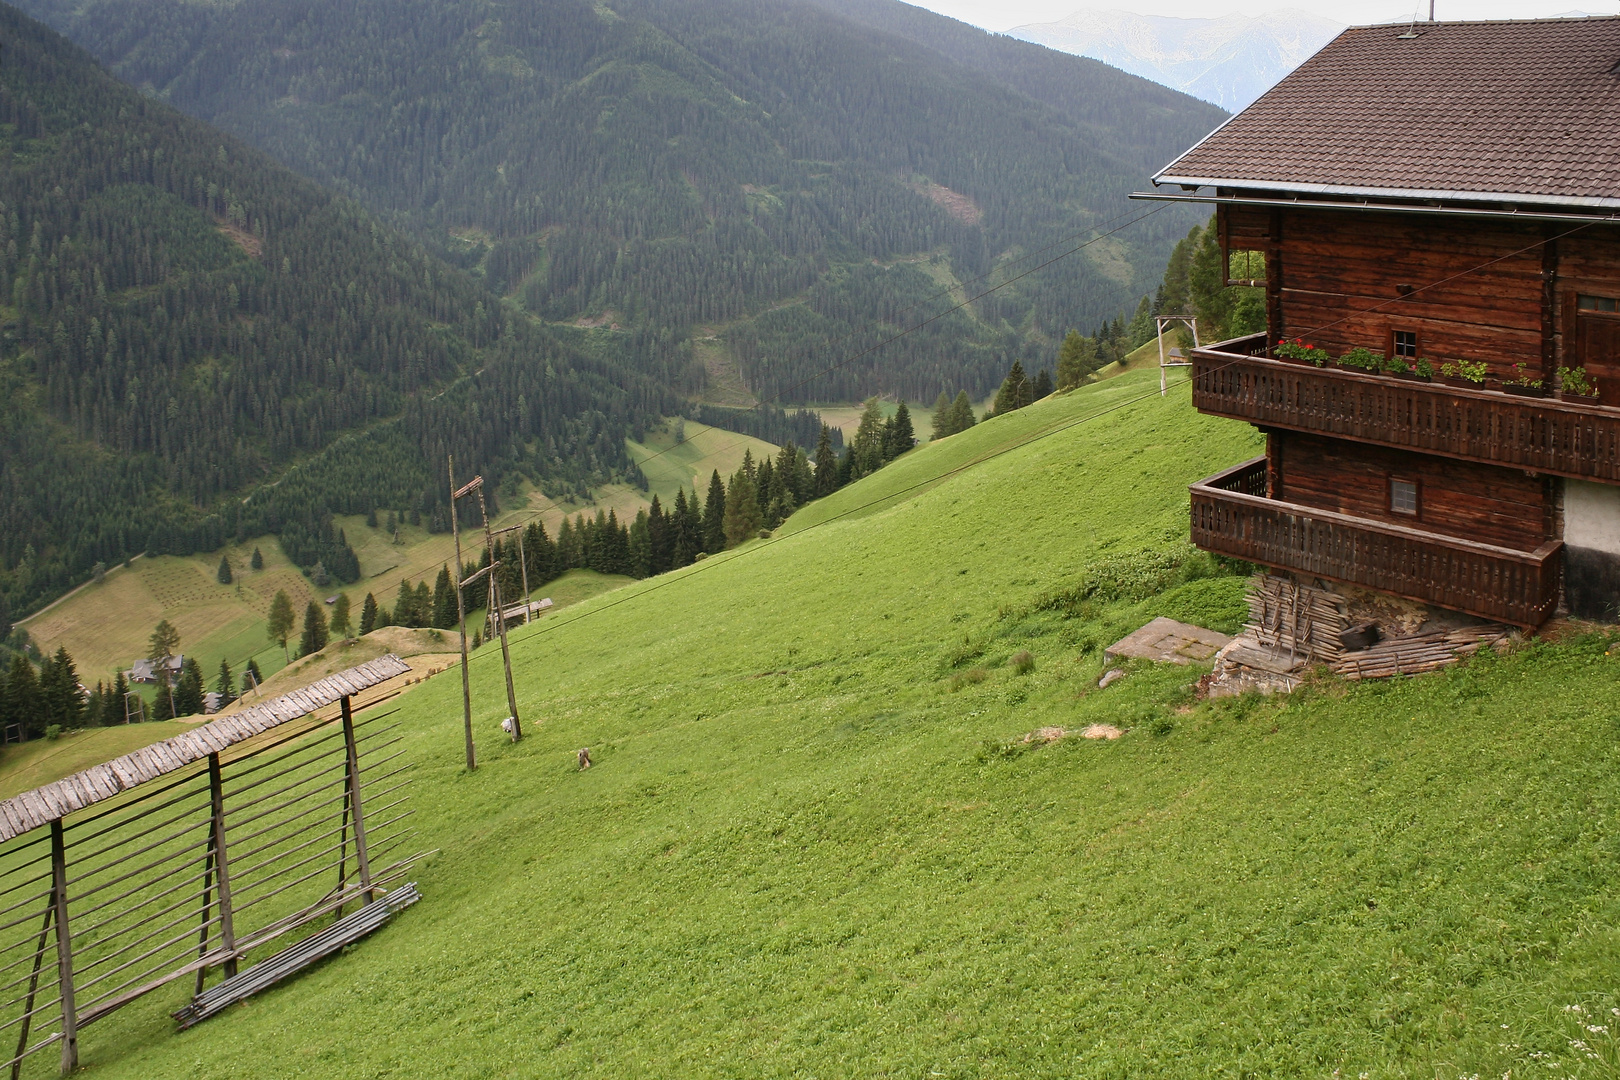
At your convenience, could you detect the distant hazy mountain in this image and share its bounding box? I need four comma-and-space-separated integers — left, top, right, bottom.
1009, 9, 1343, 112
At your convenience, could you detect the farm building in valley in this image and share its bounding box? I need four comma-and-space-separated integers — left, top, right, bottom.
1136, 16, 1620, 666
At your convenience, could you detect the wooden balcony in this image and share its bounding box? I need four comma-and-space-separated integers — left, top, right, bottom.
1191, 458, 1563, 628
1191, 336, 1620, 483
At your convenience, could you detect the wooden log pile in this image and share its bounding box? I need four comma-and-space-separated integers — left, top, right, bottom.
1333, 624, 1513, 680
1244, 575, 1349, 664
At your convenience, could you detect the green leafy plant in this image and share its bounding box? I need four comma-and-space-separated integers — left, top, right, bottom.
1275, 338, 1329, 365
1009, 650, 1035, 675
1440, 359, 1488, 383
1559, 366, 1598, 398
1412, 357, 1435, 378
1510, 363, 1544, 389
1338, 347, 1385, 372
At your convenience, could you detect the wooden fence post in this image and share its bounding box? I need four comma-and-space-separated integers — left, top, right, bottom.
49, 821, 75, 1075
207, 753, 238, 979
340, 697, 374, 904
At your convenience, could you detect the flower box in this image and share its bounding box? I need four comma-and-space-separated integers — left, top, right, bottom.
1502, 383, 1548, 398
1439, 375, 1484, 390
1557, 390, 1601, 405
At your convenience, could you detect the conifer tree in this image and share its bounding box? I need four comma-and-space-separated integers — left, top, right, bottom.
723, 466, 763, 547
245, 660, 263, 695
84, 682, 104, 727
628, 510, 651, 578
40, 646, 84, 730
814, 424, 839, 496
647, 496, 672, 576
523, 521, 557, 586
217, 554, 233, 585
432, 566, 457, 629
329, 593, 353, 639
394, 580, 418, 628
298, 602, 329, 658
267, 591, 295, 661
1127, 294, 1155, 349
672, 488, 697, 567
755, 457, 775, 511
949, 390, 977, 434
884, 401, 915, 460
1032, 369, 1053, 399
7, 655, 42, 737
250, 547, 264, 571
149, 683, 175, 723
931, 391, 953, 440
414, 581, 432, 624
703, 470, 727, 554
111, 671, 129, 722
359, 592, 379, 635
992, 360, 1030, 415
850, 399, 886, 478
148, 620, 180, 669
174, 658, 205, 717
682, 485, 703, 558
216, 658, 235, 706
555, 517, 580, 570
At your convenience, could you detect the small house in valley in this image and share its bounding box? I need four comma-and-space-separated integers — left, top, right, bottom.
127, 654, 184, 684
1137, 17, 1620, 664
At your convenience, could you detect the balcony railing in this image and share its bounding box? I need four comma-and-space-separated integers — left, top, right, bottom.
1191, 457, 1563, 628
1191, 342, 1620, 483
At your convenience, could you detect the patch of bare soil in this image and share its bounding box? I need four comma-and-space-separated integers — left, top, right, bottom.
910, 180, 983, 226
215, 219, 262, 258
1022, 726, 1067, 744
1081, 724, 1123, 740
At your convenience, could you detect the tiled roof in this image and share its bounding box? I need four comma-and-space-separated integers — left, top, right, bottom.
1155, 18, 1620, 207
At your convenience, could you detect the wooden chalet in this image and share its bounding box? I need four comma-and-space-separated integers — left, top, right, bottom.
1137, 16, 1620, 631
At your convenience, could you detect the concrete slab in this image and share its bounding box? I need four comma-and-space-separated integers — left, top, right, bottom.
1105, 617, 1232, 665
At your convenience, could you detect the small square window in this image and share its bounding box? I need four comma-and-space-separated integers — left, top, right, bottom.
1393, 330, 1418, 358
1391, 479, 1418, 515
1578, 294, 1620, 313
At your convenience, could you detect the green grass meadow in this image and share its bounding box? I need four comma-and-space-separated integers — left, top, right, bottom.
33, 369, 1620, 1078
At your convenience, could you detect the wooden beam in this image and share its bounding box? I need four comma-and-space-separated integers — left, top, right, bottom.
49, 822, 75, 1076
339, 698, 374, 906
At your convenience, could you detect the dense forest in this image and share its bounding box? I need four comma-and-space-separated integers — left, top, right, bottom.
0, 5, 680, 617
18, 0, 1223, 403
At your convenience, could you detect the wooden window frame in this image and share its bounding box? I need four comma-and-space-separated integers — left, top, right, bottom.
1389, 476, 1420, 518
1390, 328, 1421, 359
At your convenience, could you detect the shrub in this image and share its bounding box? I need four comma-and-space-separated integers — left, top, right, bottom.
1338, 347, 1384, 372
1009, 650, 1035, 675
44, 725, 62, 741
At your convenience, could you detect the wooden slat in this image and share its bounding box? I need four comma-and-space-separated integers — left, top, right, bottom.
0, 655, 412, 842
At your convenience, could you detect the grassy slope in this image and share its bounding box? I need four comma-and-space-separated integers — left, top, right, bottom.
54, 369, 1620, 1079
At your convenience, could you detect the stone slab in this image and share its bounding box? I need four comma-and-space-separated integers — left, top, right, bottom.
1105, 617, 1232, 665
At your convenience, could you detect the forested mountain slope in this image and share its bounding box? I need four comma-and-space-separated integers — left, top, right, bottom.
0, 4, 675, 617
18, 0, 1224, 403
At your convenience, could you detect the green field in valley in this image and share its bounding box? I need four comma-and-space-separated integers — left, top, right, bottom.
27, 367, 1620, 1078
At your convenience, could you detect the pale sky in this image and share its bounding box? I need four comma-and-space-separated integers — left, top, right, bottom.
908, 0, 1618, 32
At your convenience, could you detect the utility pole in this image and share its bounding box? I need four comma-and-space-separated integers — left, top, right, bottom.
448, 455, 476, 771
476, 483, 522, 742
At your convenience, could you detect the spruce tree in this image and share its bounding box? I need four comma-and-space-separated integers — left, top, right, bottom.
523, 521, 556, 585
329, 593, 353, 639
628, 510, 651, 578
111, 671, 129, 722
217, 554, 233, 585
298, 602, 329, 658
250, 547, 264, 571
992, 360, 1030, 415
216, 658, 235, 705
850, 399, 886, 478
414, 581, 432, 624
84, 682, 104, 727
8, 655, 41, 737
148, 683, 175, 723
394, 581, 417, 627
723, 466, 763, 547
366, 506, 379, 528
359, 592, 379, 635
174, 658, 205, 717
647, 496, 672, 576
813, 424, 839, 496
672, 487, 697, 568
41, 646, 85, 730
1032, 369, 1053, 399
148, 620, 180, 669
931, 391, 953, 441
703, 470, 727, 554
884, 401, 915, 460
432, 566, 457, 629
267, 591, 295, 661
949, 390, 977, 433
